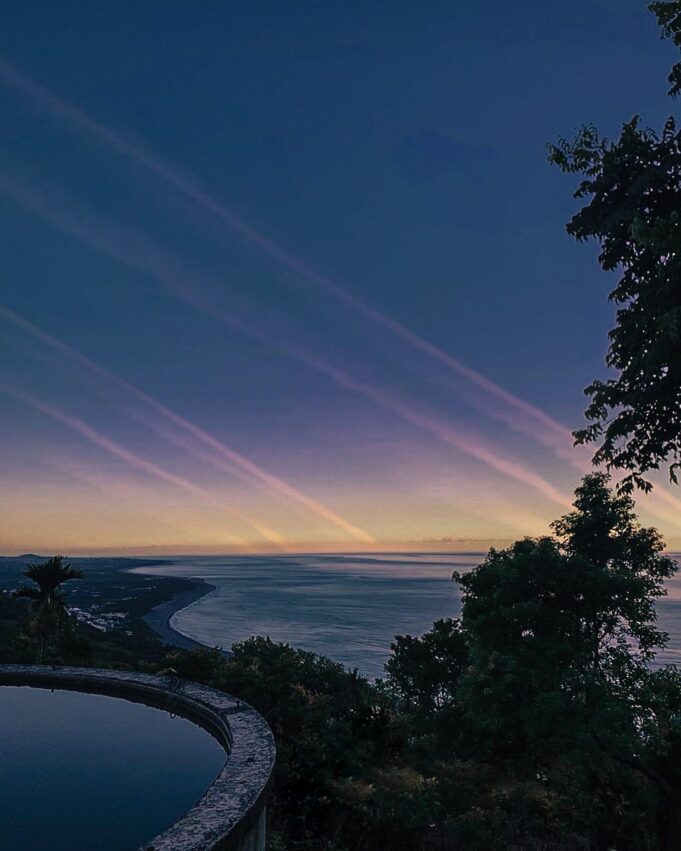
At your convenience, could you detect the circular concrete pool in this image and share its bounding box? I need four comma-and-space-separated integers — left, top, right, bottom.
0, 666, 276, 851
0, 685, 225, 850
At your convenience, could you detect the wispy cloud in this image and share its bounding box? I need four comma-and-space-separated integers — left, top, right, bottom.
0, 381, 301, 551
2, 57, 680, 543
291, 349, 572, 508
0, 173, 572, 509
0, 57, 584, 461
0, 303, 375, 544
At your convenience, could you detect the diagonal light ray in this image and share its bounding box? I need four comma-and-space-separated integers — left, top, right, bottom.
0, 304, 548, 543
0, 180, 574, 509
0, 191, 570, 514
285, 348, 573, 509
0, 181, 584, 510
0, 57, 584, 460
0, 303, 375, 544
4, 56, 681, 524
6, 177, 681, 527
0, 381, 295, 550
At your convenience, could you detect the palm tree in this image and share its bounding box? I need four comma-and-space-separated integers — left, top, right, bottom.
14, 555, 83, 661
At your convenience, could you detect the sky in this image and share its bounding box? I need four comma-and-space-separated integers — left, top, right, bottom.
2, 0, 681, 555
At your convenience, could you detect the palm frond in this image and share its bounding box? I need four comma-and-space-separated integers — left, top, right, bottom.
23, 556, 83, 593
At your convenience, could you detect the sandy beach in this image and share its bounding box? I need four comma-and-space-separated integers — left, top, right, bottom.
143, 577, 216, 650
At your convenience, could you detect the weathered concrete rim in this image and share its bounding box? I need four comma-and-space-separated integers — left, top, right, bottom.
0, 664, 276, 851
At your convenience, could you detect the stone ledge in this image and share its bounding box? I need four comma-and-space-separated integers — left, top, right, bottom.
0, 664, 276, 851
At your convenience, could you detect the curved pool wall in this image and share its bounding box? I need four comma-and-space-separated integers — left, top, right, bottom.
0, 665, 275, 851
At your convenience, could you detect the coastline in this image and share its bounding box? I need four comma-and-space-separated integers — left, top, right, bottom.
144, 577, 216, 651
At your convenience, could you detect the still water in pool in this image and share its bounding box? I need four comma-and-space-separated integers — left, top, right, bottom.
0, 686, 226, 851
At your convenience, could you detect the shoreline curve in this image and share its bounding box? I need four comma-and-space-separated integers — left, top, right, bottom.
144, 577, 217, 651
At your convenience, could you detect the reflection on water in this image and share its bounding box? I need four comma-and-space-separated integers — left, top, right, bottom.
0, 686, 225, 851
137, 553, 681, 679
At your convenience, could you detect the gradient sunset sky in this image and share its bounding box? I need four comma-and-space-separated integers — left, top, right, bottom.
2, 1, 681, 555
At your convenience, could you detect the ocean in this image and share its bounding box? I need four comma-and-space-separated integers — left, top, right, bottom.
136, 553, 681, 680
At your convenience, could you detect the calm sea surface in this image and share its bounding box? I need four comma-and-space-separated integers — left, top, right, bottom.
137, 553, 681, 680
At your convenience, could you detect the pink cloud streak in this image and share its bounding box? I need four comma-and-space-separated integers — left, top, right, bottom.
7, 177, 681, 525
0, 57, 579, 454
0, 180, 573, 509
0, 382, 298, 550
288, 348, 573, 508
5, 57, 681, 520
0, 303, 375, 544
2, 56, 679, 525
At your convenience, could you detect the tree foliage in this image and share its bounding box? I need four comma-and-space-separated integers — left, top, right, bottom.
385, 618, 468, 714
452, 474, 680, 849
385, 474, 680, 848
13, 555, 83, 660
651, 1, 681, 96
163, 637, 409, 849
548, 3, 681, 493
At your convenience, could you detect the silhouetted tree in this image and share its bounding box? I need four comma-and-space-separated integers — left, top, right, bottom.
14, 555, 83, 660
548, 3, 681, 494
454, 474, 680, 849
385, 618, 468, 714
652, 1, 681, 96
